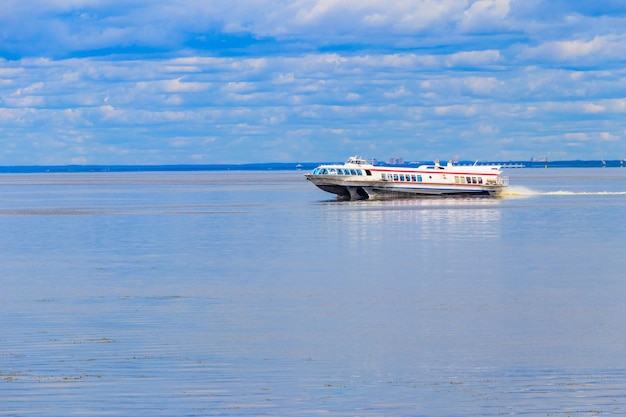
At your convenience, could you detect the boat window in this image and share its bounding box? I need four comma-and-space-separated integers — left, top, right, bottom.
411, 175, 416, 182
350, 169, 357, 175
454, 176, 459, 184
478, 177, 483, 184
466, 176, 471, 183
357, 170, 363, 175
365, 170, 372, 176
417, 175, 422, 182
393, 174, 399, 181
472, 177, 477, 184
381, 173, 386, 180
400, 175, 405, 181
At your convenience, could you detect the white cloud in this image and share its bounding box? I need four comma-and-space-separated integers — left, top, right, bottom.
464, 77, 501, 94
71, 156, 88, 164
608, 99, 626, 112
519, 35, 626, 64
600, 132, 619, 142
460, 0, 511, 32
4, 95, 45, 107
584, 103, 605, 113
136, 78, 209, 93
384, 86, 410, 99
11, 82, 44, 96
433, 104, 478, 117
562, 133, 593, 146
445, 50, 501, 67
273, 73, 295, 84
285, 0, 468, 34
170, 138, 190, 147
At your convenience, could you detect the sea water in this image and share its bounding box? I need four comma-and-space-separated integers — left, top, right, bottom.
1, 168, 626, 416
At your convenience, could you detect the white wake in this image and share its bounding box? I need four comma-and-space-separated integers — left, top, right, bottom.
544, 190, 626, 196
498, 186, 540, 197
499, 186, 626, 197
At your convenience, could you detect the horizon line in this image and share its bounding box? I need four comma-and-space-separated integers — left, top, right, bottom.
0, 158, 625, 173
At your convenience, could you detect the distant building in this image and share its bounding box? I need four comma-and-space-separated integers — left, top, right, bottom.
387, 157, 404, 165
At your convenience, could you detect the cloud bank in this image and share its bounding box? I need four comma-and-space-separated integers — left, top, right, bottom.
1, 0, 626, 164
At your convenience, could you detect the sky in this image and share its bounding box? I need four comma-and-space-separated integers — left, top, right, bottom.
2, 1, 626, 165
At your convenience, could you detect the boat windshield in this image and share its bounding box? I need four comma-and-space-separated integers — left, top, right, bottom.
313, 167, 338, 175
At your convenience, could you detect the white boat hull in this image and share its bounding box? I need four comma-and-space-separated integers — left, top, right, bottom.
305, 157, 508, 200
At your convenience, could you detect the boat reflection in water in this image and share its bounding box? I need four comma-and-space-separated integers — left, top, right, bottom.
316, 197, 503, 246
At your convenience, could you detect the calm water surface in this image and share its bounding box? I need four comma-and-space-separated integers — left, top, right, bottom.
1, 168, 626, 416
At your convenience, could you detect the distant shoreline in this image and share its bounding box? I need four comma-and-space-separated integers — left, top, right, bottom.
0, 160, 624, 173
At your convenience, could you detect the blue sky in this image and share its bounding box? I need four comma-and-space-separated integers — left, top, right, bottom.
2, 0, 626, 164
